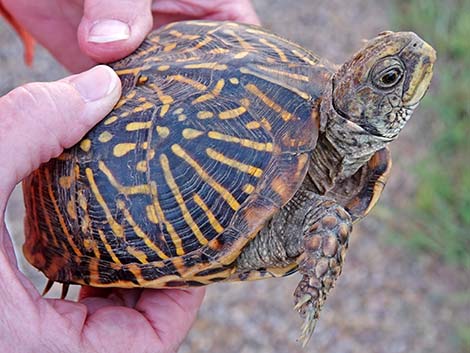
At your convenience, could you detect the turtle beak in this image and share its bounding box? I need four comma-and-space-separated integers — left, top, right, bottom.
401, 34, 436, 107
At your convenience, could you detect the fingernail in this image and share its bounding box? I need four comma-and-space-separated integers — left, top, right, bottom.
88, 19, 130, 43
70, 66, 119, 102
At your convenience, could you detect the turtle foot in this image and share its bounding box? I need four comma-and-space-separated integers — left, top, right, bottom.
293, 276, 322, 347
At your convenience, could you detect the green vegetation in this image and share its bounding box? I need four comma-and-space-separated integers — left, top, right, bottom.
390, 2, 470, 350
391, 0, 470, 267
457, 325, 470, 353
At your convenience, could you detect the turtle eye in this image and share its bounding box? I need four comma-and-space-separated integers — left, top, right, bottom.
375, 67, 403, 88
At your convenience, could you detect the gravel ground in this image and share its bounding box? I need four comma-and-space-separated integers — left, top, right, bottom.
3, 1, 470, 352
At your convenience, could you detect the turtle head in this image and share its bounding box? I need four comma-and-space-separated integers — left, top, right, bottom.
331, 31, 436, 140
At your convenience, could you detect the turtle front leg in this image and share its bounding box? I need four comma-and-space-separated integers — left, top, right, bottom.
294, 199, 352, 346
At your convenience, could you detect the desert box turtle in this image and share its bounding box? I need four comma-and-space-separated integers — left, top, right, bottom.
21, 21, 435, 344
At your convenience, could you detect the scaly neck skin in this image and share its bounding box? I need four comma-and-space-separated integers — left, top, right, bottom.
306, 94, 390, 194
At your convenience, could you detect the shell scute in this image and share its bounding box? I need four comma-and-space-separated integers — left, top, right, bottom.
23, 20, 329, 287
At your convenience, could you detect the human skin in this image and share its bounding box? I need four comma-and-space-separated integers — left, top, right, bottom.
1, 0, 260, 72
0, 1, 259, 352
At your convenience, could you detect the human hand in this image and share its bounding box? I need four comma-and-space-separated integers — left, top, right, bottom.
1, 0, 260, 72
0, 66, 205, 352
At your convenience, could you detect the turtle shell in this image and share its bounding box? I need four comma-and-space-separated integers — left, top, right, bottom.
22, 21, 334, 287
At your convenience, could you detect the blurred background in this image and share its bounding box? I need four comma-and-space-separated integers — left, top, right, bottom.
2, 0, 469, 352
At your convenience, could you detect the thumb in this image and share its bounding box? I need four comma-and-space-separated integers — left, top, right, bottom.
0, 65, 121, 203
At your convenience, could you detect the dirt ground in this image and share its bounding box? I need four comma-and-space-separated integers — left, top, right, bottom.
2, 1, 469, 352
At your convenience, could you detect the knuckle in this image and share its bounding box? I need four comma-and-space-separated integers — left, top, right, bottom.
2, 80, 84, 150
3, 84, 39, 113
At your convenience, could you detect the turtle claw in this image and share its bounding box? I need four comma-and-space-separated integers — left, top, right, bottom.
61, 283, 70, 299
41, 280, 70, 299
293, 274, 326, 346
42, 279, 55, 296
298, 307, 318, 347
294, 293, 319, 347
294, 293, 312, 311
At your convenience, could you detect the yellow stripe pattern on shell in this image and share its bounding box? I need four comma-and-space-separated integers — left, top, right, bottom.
21, 20, 324, 287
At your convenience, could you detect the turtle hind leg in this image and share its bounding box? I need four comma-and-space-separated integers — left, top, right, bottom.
294, 201, 352, 347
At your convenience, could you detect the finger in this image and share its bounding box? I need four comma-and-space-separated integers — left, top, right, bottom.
83, 306, 161, 351
135, 288, 205, 350
79, 287, 143, 310
0, 65, 121, 203
218, 0, 260, 25
151, 0, 261, 27
79, 297, 117, 315
1, 0, 95, 72
78, 0, 153, 63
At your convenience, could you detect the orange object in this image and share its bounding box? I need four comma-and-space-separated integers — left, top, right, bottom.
0, 3, 35, 66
